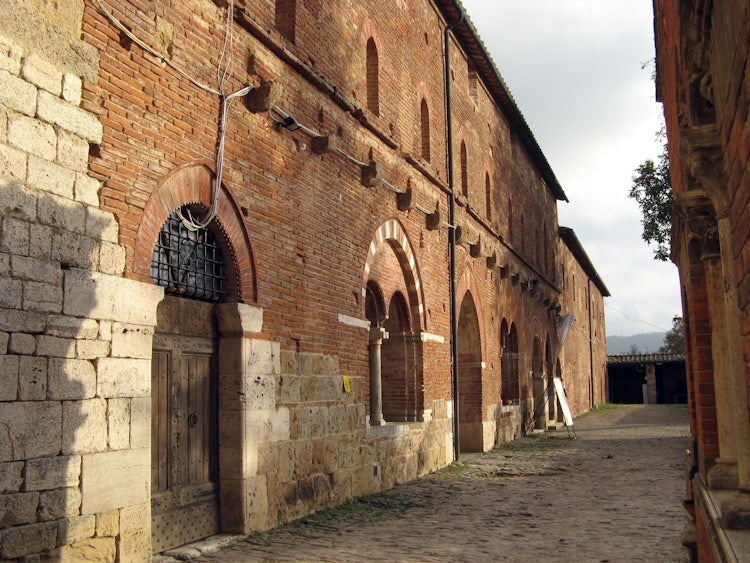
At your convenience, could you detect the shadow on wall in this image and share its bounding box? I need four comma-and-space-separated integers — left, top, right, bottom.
0, 180, 160, 559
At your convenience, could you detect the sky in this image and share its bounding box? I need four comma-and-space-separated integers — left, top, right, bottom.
459, 0, 682, 337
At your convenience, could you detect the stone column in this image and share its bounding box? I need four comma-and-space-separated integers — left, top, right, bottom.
369, 327, 387, 426
715, 216, 750, 528
700, 232, 739, 490
216, 303, 286, 534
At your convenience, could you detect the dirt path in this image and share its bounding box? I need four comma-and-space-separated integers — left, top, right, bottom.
181, 404, 690, 562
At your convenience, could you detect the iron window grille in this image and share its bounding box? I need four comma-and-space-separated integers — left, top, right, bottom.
150, 208, 227, 301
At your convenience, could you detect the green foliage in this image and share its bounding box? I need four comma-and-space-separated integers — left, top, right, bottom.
627, 344, 641, 355
629, 142, 673, 261
659, 315, 685, 354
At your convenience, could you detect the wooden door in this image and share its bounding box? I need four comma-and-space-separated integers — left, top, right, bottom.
151, 296, 219, 554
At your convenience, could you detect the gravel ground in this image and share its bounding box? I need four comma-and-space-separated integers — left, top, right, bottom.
173, 404, 691, 563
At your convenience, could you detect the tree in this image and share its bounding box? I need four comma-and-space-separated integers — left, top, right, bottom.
628, 344, 641, 355
658, 316, 685, 354
629, 134, 673, 261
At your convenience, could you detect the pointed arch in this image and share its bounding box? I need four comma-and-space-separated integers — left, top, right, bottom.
132, 161, 256, 303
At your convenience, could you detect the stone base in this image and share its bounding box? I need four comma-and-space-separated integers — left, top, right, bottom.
721, 492, 750, 529
706, 460, 739, 490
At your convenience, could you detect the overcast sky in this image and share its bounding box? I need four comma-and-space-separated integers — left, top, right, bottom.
459, 0, 682, 337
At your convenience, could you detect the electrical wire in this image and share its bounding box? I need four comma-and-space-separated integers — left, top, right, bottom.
604, 303, 668, 332
93, 0, 221, 96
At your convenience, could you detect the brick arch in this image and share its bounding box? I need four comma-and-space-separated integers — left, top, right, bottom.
362, 218, 426, 331
131, 161, 256, 303
456, 258, 487, 361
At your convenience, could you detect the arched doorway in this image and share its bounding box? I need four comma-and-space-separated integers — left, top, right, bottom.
458, 292, 483, 452
500, 320, 520, 405
150, 206, 229, 553
532, 336, 545, 429
382, 291, 416, 421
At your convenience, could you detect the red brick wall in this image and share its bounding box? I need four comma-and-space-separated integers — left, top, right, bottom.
82, 0, 604, 455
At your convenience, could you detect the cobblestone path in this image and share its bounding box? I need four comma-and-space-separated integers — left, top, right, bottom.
181, 404, 690, 562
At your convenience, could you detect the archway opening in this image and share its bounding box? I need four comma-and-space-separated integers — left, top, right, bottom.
458, 292, 483, 452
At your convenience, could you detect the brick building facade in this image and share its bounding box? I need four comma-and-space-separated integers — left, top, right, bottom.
0, 0, 607, 559
653, 0, 750, 560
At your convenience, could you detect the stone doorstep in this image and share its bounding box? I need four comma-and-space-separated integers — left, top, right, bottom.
154, 534, 246, 561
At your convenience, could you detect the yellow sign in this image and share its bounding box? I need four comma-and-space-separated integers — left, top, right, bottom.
342, 375, 351, 393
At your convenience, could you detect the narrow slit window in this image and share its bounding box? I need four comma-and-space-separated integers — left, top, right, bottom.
420, 98, 430, 162
366, 38, 379, 116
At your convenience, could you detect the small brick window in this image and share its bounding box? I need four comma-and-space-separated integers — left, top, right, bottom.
420, 98, 430, 162
275, 0, 297, 42
485, 172, 492, 221
366, 38, 379, 116
151, 207, 227, 302
460, 141, 468, 198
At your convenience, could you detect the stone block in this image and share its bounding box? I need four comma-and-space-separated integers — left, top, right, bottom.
245, 374, 276, 409
9, 332, 35, 355
1, 216, 29, 256
0, 521, 57, 559
63, 268, 163, 326
0, 401, 61, 462
275, 441, 295, 482
28, 155, 76, 199
11, 254, 62, 285
62, 73, 82, 105
279, 350, 297, 375
35, 335, 75, 358
0, 277, 22, 309
47, 316, 99, 339
75, 173, 100, 207
38, 487, 81, 521
0, 462, 23, 493
37, 193, 85, 234
50, 230, 98, 269
0, 354, 18, 401
29, 223, 53, 259
107, 398, 130, 450
47, 358, 96, 400
62, 398, 108, 455
8, 113, 56, 160
0, 331, 7, 354
76, 339, 110, 360
96, 358, 150, 398
0, 491, 38, 528
218, 444, 257, 480
0, 69, 37, 117
24, 455, 81, 491
57, 130, 88, 172
293, 439, 313, 478
80, 449, 149, 515
119, 502, 151, 562
18, 355, 46, 401
21, 53, 62, 96
216, 302, 264, 335
57, 514, 96, 545
85, 207, 118, 244
247, 407, 290, 444
95, 509, 119, 537
110, 323, 154, 359
0, 308, 46, 333
0, 36, 22, 75
37, 90, 102, 143
129, 397, 150, 448
98, 241, 125, 275
47, 537, 116, 562
23, 280, 63, 313
277, 374, 301, 403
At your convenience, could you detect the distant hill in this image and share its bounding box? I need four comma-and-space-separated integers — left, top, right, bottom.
606, 332, 666, 355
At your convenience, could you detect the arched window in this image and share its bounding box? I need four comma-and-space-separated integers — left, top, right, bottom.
150, 207, 227, 302
420, 98, 430, 162
485, 172, 492, 221
275, 0, 296, 42
366, 38, 379, 116
460, 141, 468, 198
508, 197, 513, 242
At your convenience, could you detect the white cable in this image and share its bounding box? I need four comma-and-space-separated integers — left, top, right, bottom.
93, 0, 221, 96
217, 0, 235, 95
